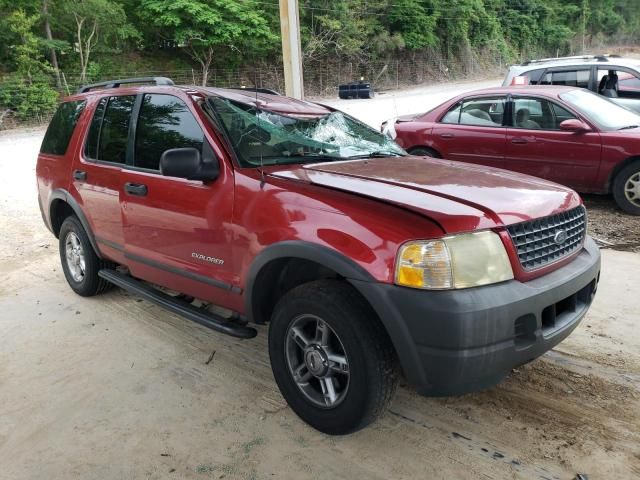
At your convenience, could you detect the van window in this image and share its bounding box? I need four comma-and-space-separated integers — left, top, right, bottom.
539, 69, 590, 88
40, 100, 86, 155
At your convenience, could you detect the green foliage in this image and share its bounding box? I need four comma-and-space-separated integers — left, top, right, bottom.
0, 75, 59, 120
139, 0, 277, 84
6, 9, 52, 82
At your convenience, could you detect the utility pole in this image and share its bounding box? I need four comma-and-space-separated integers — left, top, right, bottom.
279, 0, 304, 99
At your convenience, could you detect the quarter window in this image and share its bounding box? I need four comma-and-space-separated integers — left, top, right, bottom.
134, 94, 204, 170
40, 100, 86, 155
441, 97, 506, 127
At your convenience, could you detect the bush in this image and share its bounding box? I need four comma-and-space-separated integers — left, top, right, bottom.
0, 76, 59, 122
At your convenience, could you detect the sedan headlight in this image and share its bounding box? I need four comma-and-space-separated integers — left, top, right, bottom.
395, 231, 513, 290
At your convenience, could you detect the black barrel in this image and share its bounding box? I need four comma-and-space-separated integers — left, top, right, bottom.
338, 81, 374, 99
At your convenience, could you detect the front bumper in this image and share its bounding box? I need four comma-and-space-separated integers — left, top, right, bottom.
352, 236, 601, 396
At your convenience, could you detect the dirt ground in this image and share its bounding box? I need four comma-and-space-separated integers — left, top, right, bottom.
1, 91, 640, 479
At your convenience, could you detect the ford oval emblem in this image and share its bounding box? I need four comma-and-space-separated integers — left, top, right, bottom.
554, 230, 568, 245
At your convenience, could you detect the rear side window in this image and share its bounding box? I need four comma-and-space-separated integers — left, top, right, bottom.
40, 100, 86, 155
84, 98, 107, 159
86, 95, 135, 164
539, 69, 590, 88
441, 97, 506, 127
134, 94, 204, 170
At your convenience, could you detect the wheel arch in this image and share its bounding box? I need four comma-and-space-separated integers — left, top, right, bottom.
607, 155, 640, 193
245, 241, 375, 325
407, 145, 442, 158
49, 189, 102, 257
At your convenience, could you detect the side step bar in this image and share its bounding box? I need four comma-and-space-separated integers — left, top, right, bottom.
98, 269, 257, 339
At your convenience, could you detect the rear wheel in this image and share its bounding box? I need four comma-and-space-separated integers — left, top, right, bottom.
268, 279, 399, 435
409, 147, 441, 158
613, 162, 640, 215
59, 216, 113, 296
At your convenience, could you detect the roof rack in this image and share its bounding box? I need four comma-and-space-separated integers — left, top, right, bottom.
521, 54, 621, 66
77, 76, 174, 94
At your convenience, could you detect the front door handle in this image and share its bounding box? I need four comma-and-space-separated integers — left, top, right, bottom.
124, 182, 148, 196
439, 133, 454, 139
73, 170, 87, 181
511, 138, 528, 145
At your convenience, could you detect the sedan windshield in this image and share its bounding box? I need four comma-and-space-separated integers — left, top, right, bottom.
208, 97, 405, 167
560, 89, 640, 131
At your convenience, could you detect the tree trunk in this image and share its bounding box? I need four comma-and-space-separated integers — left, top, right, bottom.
42, 0, 61, 88
199, 47, 214, 87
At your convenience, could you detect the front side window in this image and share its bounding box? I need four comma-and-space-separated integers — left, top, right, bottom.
134, 94, 204, 170
441, 97, 506, 127
512, 97, 577, 130
209, 97, 405, 167
523, 68, 545, 84
41, 100, 86, 155
87, 95, 135, 164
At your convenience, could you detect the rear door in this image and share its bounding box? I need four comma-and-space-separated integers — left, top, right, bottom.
120, 92, 239, 308
431, 95, 507, 168
71, 95, 136, 264
505, 95, 602, 190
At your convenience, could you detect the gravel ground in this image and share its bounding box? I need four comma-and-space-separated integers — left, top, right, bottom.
1, 84, 640, 479
584, 195, 640, 250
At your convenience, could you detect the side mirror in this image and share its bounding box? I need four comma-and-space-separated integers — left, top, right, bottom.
160, 147, 219, 182
559, 119, 592, 133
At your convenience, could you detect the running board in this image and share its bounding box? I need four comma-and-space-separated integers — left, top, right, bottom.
98, 269, 257, 339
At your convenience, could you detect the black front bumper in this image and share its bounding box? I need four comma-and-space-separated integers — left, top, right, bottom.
352, 236, 601, 396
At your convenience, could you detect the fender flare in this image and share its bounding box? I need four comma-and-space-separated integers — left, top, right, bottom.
49, 189, 102, 258
244, 240, 375, 323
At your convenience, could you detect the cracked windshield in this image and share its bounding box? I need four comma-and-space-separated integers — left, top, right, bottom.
209, 97, 405, 166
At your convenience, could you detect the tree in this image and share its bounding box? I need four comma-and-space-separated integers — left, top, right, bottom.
6, 9, 51, 84
56, 0, 135, 82
140, 0, 277, 86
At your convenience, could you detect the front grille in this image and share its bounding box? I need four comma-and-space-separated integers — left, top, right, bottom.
507, 206, 586, 271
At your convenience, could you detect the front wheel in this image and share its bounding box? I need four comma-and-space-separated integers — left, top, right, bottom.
613, 162, 640, 215
268, 280, 399, 435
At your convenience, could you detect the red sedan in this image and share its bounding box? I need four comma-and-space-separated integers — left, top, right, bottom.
384, 86, 640, 214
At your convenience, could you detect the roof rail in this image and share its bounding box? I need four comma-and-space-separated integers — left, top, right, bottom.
77, 76, 175, 94
521, 54, 616, 66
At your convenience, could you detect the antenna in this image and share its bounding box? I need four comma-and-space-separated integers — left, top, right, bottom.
254, 59, 266, 189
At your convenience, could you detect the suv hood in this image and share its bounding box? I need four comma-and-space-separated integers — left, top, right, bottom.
269, 156, 581, 234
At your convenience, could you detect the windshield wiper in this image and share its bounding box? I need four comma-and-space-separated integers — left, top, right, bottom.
618, 125, 640, 130
348, 151, 406, 159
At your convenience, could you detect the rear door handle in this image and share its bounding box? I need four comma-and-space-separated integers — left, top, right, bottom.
439, 133, 454, 139
511, 138, 528, 145
124, 182, 148, 196
73, 170, 87, 181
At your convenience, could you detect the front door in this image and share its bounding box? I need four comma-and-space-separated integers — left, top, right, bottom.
505, 96, 602, 191
120, 93, 239, 309
431, 95, 507, 169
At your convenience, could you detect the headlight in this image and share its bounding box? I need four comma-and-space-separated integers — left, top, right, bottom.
395, 231, 513, 289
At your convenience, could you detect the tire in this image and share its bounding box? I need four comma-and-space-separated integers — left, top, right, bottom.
612, 161, 640, 215
268, 279, 399, 435
409, 147, 441, 158
59, 215, 113, 296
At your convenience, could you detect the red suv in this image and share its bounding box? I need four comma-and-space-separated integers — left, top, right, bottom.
37, 77, 600, 434
386, 86, 640, 214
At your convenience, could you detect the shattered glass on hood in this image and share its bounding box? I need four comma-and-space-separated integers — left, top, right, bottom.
208, 97, 405, 167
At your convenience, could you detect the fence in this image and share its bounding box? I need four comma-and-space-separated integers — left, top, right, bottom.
0, 52, 506, 130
